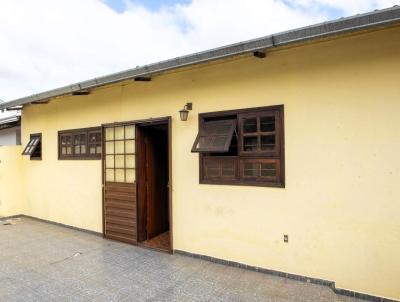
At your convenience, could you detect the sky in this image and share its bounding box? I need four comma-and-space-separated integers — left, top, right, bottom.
0, 0, 398, 102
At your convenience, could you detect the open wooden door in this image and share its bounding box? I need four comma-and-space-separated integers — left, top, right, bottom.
137, 121, 171, 251
103, 124, 137, 244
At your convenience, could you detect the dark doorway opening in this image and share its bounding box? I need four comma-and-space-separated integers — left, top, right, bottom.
136, 121, 171, 252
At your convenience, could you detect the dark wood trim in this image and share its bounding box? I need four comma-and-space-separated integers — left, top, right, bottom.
101, 126, 106, 237
136, 125, 147, 243
167, 116, 173, 252
102, 116, 171, 127
197, 105, 285, 188
58, 126, 101, 135
199, 105, 283, 119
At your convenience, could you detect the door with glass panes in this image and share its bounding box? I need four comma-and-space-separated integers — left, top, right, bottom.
103, 124, 137, 244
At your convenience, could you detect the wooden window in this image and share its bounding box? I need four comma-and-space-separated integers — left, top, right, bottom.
194, 105, 284, 187
22, 133, 42, 160
58, 127, 101, 160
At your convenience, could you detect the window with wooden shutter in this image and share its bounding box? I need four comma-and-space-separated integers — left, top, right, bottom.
195, 105, 284, 187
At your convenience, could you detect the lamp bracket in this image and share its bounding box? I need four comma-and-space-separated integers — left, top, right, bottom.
185, 102, 192, 110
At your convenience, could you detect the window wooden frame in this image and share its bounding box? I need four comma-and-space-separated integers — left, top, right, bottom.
58, 126, 101, 160
22, 133, 42, 160
197, 105, 284, 187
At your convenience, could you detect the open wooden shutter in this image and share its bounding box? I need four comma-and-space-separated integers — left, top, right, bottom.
22, 136, 41, 155
191, 119, 236, 153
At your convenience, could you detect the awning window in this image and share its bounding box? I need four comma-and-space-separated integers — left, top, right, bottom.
191, 119, 237, 153
22, 136, 41, 155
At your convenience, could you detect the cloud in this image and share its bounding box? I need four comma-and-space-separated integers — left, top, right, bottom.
0, 0, 398, 101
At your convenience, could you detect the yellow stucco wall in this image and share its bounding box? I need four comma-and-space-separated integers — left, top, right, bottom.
12, 26, 400, 299
0, 146, 25, 217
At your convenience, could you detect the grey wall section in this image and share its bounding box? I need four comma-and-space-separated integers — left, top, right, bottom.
0, 127, 21, 146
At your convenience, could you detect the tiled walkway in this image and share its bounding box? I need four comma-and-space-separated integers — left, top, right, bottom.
0, 217, 364, 302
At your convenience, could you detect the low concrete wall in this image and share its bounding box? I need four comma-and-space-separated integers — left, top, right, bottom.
0, 146, 25, 217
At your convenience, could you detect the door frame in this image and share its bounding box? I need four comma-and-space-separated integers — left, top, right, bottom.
101, 116, 173, 252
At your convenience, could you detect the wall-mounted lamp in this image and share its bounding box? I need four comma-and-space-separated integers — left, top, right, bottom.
179, 102, 192, 121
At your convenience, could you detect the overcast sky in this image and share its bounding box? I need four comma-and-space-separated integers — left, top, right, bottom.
0, 0, 398, 102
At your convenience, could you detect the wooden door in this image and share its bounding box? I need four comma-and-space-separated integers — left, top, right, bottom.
103, 124, 137, 244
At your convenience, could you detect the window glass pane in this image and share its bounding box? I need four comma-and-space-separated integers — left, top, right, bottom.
261, 135, 275, 151
106, 169, 114, 182
75, 145, 81, 154
105, 128, 114, 141
96, 145, 102, 154
125, 125, 135, 139
260, 116, 275, 132
115, 169, 125, 182
74, 136, 81, 145
89, 146, 96, 154
115, 127, 124, 140
125, 140, 135, 154
81, 145, 86, 154
115, 155, 124, 168
67, 147, 72, 155
243, 136, 257, 151
115, 141, 124, 154
244, 162, 259, 177
61, 147, 66, 155
243, 118, 257, 133
105, 142, 114, 154
126, 169, 136, 183
106, 155, 114, 168
261, 162, 277, 177
126, 155, 135, 168
89, 133, 97, 143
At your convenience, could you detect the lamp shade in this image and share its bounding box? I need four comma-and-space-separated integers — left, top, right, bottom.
179, 109, 189, 121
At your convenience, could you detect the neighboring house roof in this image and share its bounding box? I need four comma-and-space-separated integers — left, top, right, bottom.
0, 5, 399, 111
0, 114, 21, 130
